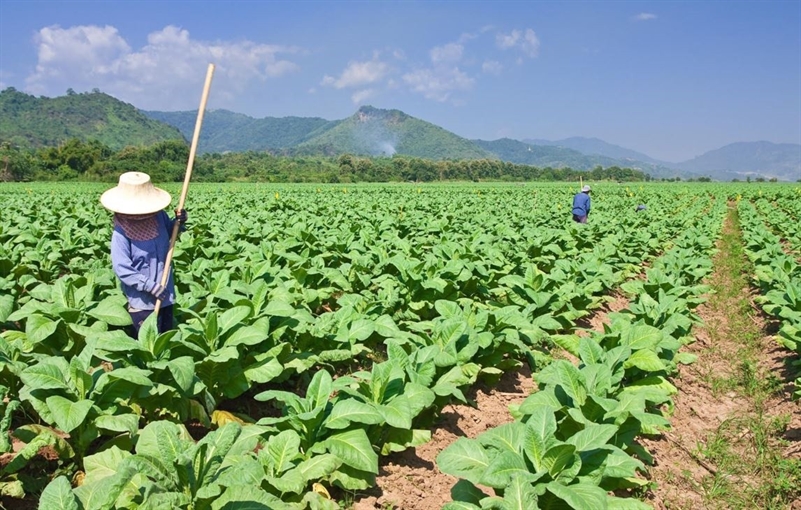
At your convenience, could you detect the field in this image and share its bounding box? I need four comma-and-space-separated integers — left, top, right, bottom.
0, 182, 799, 510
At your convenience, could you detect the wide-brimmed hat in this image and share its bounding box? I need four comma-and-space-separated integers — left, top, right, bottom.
581, 185, 591, 192
100, 172, 172, 215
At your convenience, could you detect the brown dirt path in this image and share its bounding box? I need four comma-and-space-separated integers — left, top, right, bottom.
643, 207, 801, 510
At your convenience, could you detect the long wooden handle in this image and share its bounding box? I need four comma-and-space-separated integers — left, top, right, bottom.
155, 63, 215, 316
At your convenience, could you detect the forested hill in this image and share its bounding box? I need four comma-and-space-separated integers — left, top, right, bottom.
144, 109, 341, 153
147, 105, 495, 160
294, 106, 495, 160
0, 88, 184, 150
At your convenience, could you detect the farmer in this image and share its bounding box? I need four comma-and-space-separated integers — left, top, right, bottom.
571, 185, 591, 223
636, 204, 647, 212
100, 172, 187, 336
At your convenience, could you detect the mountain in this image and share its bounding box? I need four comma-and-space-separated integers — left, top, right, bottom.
295, 106, 495, 159
523, 136, 673, 167
678, 141, 801, 181
144, 109, 340, 153
0, 87, 184, 149
475, 138, 684, 180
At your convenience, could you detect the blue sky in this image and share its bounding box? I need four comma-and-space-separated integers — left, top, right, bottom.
0, 0, 799, 162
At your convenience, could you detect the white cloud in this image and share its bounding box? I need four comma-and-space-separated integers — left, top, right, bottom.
482, 60, 503, 75
634, 13, 657, 21
351, 88, 375, 104
321, 59, 389, 89
496, 28, 540, 58
430, 43, 463, 64
402, 66, 474, 102
24, 24, 301, 110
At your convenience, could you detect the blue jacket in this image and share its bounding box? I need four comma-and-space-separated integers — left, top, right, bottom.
110, 211, 176, 310
572, 192, 591, 217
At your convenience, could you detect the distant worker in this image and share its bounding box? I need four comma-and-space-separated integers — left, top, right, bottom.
636, 204, 647, 212
100, 172, 188, 337
572, 185, 591, 223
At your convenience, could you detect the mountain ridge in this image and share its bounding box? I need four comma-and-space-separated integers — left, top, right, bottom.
1, 88, 797, 180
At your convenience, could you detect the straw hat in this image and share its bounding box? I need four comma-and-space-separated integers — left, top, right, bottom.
581, 185, 591, 192
100, 172, 172, 215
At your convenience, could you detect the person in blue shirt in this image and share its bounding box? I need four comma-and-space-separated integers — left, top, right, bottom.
572, 185, 591, 223
100, 172, 187, 336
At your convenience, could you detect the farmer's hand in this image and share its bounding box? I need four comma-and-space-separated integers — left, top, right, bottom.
175, 208, 188, 224
150, 283, 169, 301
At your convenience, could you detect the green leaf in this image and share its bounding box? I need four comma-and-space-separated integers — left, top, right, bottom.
26, 314, 59, 344
295, 453, 341, 482
82, 446, 132, 484
380, 395, 413, 429
323, 429, 379, 474
0, 294, 13, 323
324, 399, 384, 429
542, 444, 576, 477
504, 473, 540, 510
622, 325, 663, 351
538, 359, 587, 406
546, 481, 608, 509
168, 356, 196, 394
565, 423, 618, 452
94, 414, 140, 435
20, 359, 69, 390
436, 437, 490, 485
479, 450, 532, 489
218, 306, 253, 337
623, 349, 666, 372
306, 369, 333, 409
264, 300, 295, 317
45, 396, 94, 433
266, 430, 301, 474
38, 476, 79, 510
87, 298, 132, 326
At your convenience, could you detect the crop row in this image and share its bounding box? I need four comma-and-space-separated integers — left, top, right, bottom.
435, 203, 725, 509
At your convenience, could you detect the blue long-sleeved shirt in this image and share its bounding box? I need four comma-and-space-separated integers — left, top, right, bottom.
572, 192, 591, 217
110, 211, 176, 310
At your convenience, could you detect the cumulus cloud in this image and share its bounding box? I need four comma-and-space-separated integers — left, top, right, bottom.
402, 67, 473, 102
321, 59, 389, 89
430, 42, 463, 64
351, 88, 375, 104
633, 13, 657, 21
482, 60, 503, 75
496, 28, 540, 58
24, 24, 301, 110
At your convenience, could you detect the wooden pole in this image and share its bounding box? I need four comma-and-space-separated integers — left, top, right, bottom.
154, 63, 215, 315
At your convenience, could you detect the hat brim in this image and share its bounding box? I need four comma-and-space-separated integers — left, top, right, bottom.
100, 187, 172, 215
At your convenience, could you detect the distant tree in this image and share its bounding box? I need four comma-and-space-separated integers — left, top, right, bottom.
66, 88, 76, 96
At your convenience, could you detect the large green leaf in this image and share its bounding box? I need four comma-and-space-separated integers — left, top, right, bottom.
265, 429, 301, 474
437, 437, 490, 485
545, 481, 608, 509
38, 476, 80, 510
26, 313, 59, 344
87, 297, 132, 326
323, 429, 379, 474
623, 349, 666, 372
324, 399, 384, 429
565, 423, 618, 452
45, 396, 94, 433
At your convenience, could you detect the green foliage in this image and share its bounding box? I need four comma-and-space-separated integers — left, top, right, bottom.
0, 88, 184, 150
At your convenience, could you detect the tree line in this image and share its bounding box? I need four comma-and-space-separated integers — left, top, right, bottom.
0, 138, 653, 183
